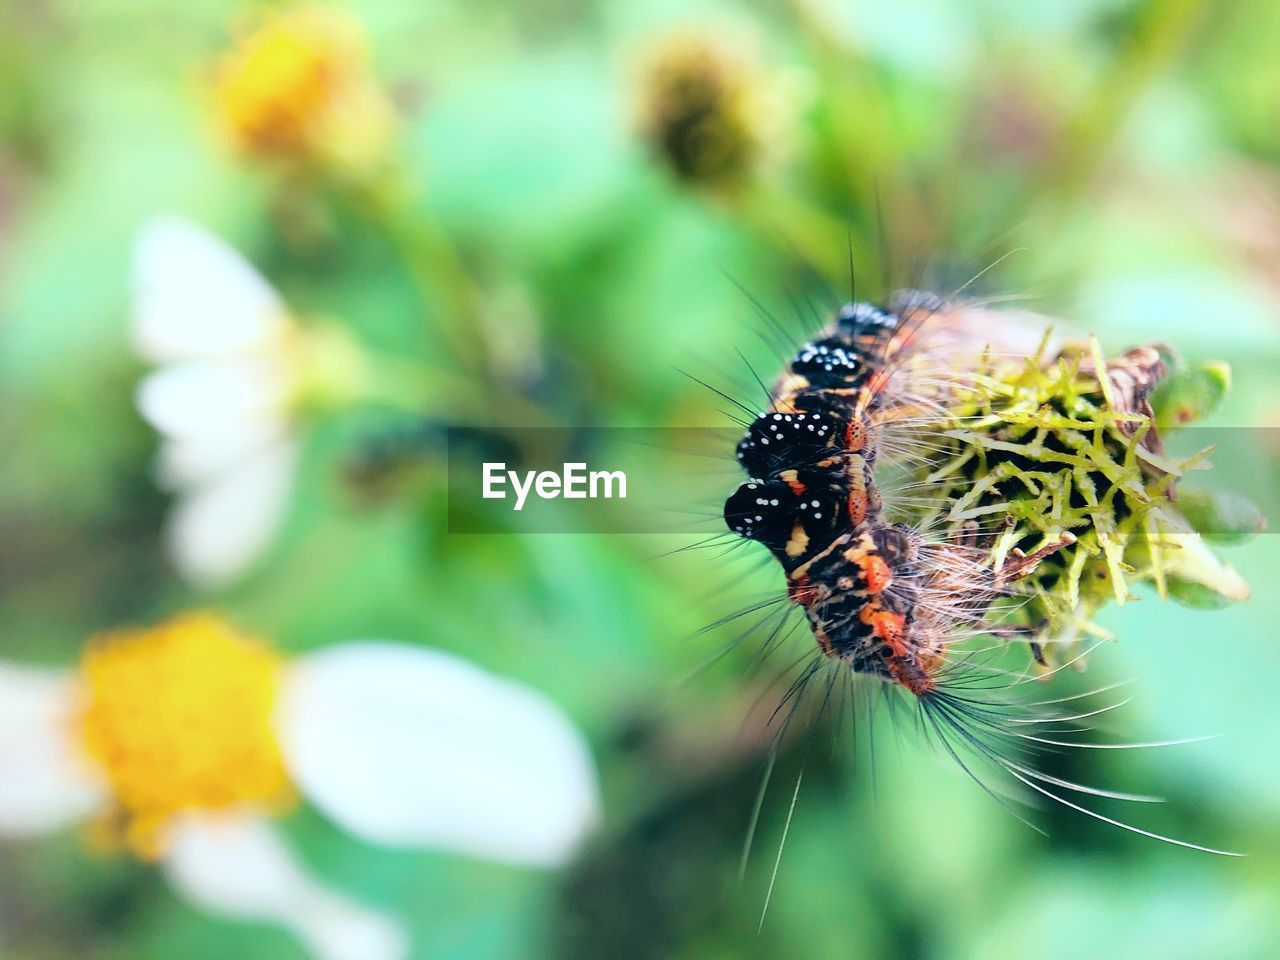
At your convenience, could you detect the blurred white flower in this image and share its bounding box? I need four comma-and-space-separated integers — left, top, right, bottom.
131, 216, 367, 589
0, 614, 599, 960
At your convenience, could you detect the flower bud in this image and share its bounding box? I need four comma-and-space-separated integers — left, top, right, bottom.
633, 28, 790, 190
1151, 362, 1231, 429
1176, 488, 1266, 545
1162, 535, 1251, 608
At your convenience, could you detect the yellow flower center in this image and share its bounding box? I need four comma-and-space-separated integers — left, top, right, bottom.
286, 322, 373, 414
76, 613, 294, 858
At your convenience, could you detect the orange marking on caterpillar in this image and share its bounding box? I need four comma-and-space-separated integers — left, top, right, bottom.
846, 456, 870, 524
856, 553, 892, 593
860, 606, 907, 657
787, 573, 815, 607
865, 368, 893, 395
858, 604, 940, 694
847, 490, 867, 525
844, 419, 867, 452
777, 469, 806, 496
861, 605, 942, 696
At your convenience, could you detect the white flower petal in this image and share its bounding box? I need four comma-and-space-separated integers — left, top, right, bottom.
136, 359, 290, 441
132, 216, 287, 362
278, 644, 600, 868
167, 439, 299, 589
164, 814, 408, 960
0, 664, 105, 836
156, 416, 290, 489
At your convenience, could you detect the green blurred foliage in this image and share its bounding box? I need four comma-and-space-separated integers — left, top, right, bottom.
2, 0, 1279, 958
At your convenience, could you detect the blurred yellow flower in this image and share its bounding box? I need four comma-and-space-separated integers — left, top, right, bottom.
0, 614, 601, 960
214, 6, 395, 177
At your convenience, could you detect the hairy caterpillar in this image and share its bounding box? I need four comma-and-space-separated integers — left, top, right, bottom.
724, 292, 1055, 694
719, 286, 1238, 859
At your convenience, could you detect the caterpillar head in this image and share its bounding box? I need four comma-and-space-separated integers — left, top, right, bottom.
723, 478, 802, 553
735, 409, 845, 478
724, 476, 846, 562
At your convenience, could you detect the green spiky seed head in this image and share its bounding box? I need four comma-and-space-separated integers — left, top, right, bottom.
897, 332, 1250, 664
